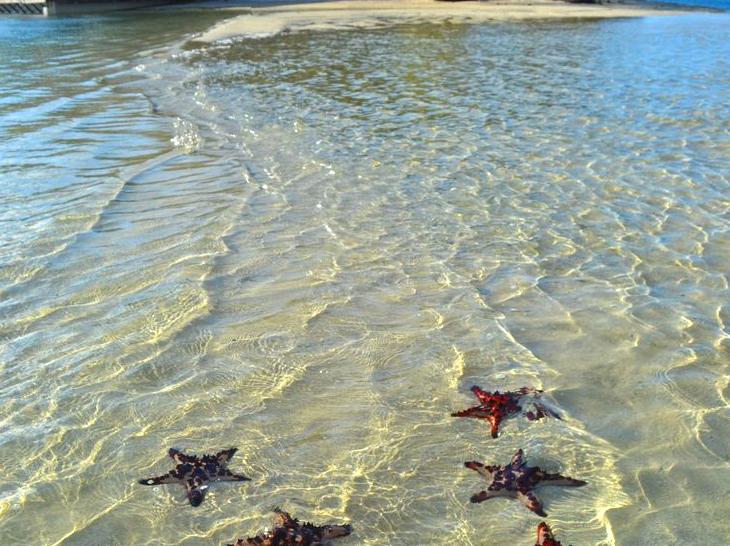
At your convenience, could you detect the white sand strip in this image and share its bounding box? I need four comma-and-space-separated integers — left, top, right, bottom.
194, 0, 687, 43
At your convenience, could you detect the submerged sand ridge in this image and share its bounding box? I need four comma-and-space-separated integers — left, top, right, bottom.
195, 0, 686, 42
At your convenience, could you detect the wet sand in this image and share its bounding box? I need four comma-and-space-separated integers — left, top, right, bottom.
195, 0, 687, 42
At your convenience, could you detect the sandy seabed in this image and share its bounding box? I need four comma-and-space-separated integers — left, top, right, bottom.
194, 0, 686, 42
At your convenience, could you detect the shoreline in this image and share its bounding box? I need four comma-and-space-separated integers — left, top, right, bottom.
190, 0, 692, 43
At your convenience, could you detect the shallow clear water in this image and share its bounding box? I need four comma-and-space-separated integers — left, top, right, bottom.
1, 9, 730, 546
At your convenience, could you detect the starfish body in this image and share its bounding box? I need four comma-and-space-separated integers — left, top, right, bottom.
464, 449, 586, 516
228, 509, 352, 546
139, 447, 250, 506
536, 522, 568, 546
452, 385, 559, 438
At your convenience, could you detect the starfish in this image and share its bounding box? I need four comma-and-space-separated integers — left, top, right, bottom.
464, 449, 586, 516
228, 509, 352, 545
536, 522, 569, 546
138, 447, 250, 506
452, 385, 559, 438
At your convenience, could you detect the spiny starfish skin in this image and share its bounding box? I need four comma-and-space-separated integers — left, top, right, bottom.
228, 509, 352, 546
464, 449, 586, 517
536, 522, 568, 546
452, 385, 560, 438
138, 447, 250, 506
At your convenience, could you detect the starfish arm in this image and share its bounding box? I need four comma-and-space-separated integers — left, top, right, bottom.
273, 509, 297, 528
321, 524, 353, 540
451, 406, 491, 419
536, 522, 559, 546
138, 472, 178, 486
214, 469, 251, 482
516, 387, 543, 396
538, 401, 561, 419
511, 449, 525, 467
470, 489, 500, 503
470, 385, 493, 404
537, 471, 587, 487
185, 482, 208, 507
524, 409, 545, 421
525, 402, 561, 421
464, 461, 496, 480
488, 414, 502, 438
169, 448, 195, 464
464, 460, 484, 470
216, 447, 238, 464
518, 490, 547, 517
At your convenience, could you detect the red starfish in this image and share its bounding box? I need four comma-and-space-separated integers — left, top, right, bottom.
451, 385, 559, 438
536, 522, 569, 546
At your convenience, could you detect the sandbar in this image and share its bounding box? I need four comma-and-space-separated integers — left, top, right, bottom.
194, 0, 688, 43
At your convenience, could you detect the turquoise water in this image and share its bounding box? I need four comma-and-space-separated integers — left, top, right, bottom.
1, 9, 730, 546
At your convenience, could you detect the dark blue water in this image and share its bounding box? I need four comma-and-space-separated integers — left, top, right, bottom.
649, 0, 729, 10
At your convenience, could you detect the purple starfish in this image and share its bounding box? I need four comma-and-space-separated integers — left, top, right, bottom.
452, 385, 560, 438
464, 449, 586, 516
228, 509, 352, 545
139, 447, 250, 506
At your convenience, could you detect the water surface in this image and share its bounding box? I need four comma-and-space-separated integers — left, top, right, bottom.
1, 9, 729, 546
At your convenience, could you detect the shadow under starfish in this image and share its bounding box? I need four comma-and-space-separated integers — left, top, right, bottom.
139, 447, 250, 506
228, 509, 352, 546
452, 385, 560, 438
464, 449, 586, 517
536, 522, 569, 546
